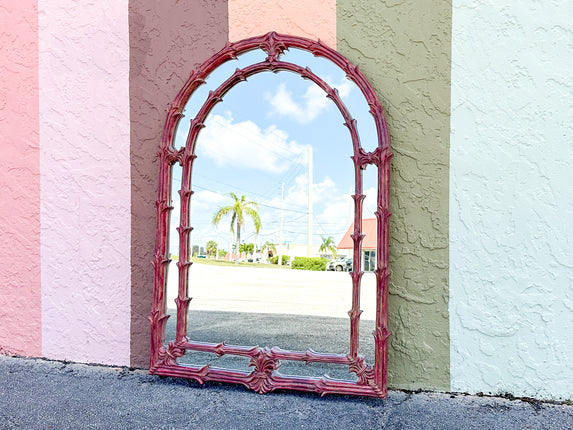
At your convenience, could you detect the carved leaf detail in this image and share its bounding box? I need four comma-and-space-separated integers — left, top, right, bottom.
373, 327, 391, 344
261, 31, 287, 61
348, 355, 374, 385
246, 348, 281, 394
350, 270, 363, 283
347, 309, 363, 321
158, 340, 186, 367
151, 251, 170, 270
214, 342, 226, 357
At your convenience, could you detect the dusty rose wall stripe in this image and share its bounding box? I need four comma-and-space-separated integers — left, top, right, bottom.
129, 1, 230, 367
40, 0, 131, 365
0, 1, 41, 356
229, 0, 336, 47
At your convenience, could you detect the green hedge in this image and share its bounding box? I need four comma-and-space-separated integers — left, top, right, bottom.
270, 255, 291, 265
291, 256, 328, 271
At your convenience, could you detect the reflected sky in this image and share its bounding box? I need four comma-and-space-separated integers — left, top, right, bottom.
169, 48, 379, 254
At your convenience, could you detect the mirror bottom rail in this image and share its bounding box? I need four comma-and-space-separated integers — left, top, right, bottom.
150, 339, 386, 398
182, 340, 351, 365
150, 362, 386, 398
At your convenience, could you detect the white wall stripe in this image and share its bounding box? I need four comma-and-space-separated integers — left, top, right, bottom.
450, 0, 573, 400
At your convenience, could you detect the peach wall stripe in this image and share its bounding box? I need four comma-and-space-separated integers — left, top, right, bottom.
229, 0, 336, 48
39, 0, 131, 366
0, 1, 41, 356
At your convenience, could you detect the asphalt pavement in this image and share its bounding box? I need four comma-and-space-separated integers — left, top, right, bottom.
1, 355, 572, 429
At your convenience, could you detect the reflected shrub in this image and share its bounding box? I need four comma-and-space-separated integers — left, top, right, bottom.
270, 255, 291, 265
291, 257, 328, 271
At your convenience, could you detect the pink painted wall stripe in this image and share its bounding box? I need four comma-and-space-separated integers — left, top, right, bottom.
39, 0, 131, 365
0, 1, 42, 357
229, 0, 336, 47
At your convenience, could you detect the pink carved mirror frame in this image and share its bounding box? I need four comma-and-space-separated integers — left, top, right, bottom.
150, 32, 392, 398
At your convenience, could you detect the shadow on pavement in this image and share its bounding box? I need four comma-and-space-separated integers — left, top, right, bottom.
165, 309, 377, 381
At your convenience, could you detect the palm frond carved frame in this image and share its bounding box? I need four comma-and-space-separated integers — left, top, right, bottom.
150, 32, 392, 398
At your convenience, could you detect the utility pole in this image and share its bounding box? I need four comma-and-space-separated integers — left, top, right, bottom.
307, 146, 313, 257
278, 182, 285, 266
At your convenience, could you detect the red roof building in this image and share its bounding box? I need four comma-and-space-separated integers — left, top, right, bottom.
337, 218, 377, 249
337, 218, 377, 271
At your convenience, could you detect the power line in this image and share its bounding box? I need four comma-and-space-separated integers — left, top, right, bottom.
190, 184, 310, 215
171, 171, 311, 213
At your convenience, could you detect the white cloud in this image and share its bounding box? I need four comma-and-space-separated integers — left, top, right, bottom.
196, 113, 307, 173
265, 79, 353, 124
192, 189, 227, 211
257, 174, 353, 244
316, 193, 353, 242
263, 173, 328, 214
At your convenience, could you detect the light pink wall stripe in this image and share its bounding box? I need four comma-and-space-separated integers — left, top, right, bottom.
0, 1, 41, 357
229, 0, 336, 47
39, 0, 131, 365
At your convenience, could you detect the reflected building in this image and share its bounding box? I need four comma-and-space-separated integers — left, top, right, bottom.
337, 218, 377, 272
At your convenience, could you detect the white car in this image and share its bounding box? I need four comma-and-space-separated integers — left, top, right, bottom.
327, 257, 352, 272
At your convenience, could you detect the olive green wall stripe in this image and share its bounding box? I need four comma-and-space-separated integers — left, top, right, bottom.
337, 0, 452, 390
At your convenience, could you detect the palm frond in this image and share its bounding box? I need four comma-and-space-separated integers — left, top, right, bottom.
212, 205, 233, 225
244, 207, 261, 233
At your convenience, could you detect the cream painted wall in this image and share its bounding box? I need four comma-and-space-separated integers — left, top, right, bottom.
450, 0, 573, 400
40, 0, 131, 366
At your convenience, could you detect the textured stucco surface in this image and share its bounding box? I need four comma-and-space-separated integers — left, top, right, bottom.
450, 0, 573, 400
129, 0, 229, 367
39, 0, 131, 365
229, 0, 336, 47
338, 1, 452, 390
0, 1, 41, 356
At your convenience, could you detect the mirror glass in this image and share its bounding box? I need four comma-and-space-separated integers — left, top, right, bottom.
165, 48, 379, 381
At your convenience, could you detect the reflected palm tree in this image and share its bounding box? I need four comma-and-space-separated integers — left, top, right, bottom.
319, 235, 338, 259
212, 192, 261, 264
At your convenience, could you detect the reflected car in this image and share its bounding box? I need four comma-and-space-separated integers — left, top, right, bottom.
327, 256, 352, 272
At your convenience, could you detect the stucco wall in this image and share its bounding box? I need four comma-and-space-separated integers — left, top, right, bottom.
0, 1, 41, 357
39, 0, 131, 365
338, 1, 452, 390
129, 0, 229, 367
229, 0, 336, 47
4, 1, 569, 400
450, 0, 573, 400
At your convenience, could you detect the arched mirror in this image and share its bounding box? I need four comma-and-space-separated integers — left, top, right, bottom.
150, 33, 392, 398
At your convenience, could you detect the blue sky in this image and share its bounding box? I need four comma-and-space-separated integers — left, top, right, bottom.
170, 48, 379, 254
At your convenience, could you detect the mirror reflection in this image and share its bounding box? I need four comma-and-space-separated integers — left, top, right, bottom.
165, 50, 379, 380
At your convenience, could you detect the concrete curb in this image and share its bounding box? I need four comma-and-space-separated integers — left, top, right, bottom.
1, 356, 572, 429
